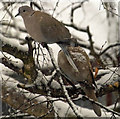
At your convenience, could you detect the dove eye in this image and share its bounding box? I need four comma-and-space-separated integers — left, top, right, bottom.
23, 10, 26, 12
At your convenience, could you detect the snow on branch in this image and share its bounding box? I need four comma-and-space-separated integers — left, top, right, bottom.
1, 1, 120, 118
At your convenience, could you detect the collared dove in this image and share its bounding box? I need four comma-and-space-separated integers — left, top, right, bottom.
58, 46, 101, 116
15, 6, 78, 72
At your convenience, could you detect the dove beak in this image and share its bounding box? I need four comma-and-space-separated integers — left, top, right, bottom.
15, 12, 20, 17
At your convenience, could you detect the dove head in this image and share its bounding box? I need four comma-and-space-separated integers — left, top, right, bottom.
15, 6, 34, 17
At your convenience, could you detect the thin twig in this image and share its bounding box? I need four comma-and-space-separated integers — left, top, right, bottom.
1, 22, 27, 33
99, 43, 120, 56
43, 44, 59, 71
70, 1, 88, 23
101, 0, 120, 17
59, 76, 83, 119
52, 0, 60, 16
82, 95, 120, 116
64, 23, 87, 33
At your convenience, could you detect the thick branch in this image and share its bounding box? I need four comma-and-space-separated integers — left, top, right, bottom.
2, 37, 37, 84
2, 78, 54, 117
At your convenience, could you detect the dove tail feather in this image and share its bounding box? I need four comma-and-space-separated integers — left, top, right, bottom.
58, 44, 79, 72
84, 88, 101, 116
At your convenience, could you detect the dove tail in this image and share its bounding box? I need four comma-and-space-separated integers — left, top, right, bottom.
84, 88, 101, 116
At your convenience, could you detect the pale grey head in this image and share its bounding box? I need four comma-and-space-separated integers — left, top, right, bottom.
15, 6, 34, 17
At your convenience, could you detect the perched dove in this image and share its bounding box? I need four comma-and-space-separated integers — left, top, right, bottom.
58, 46, 101, 116
15, 5, 78, 72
